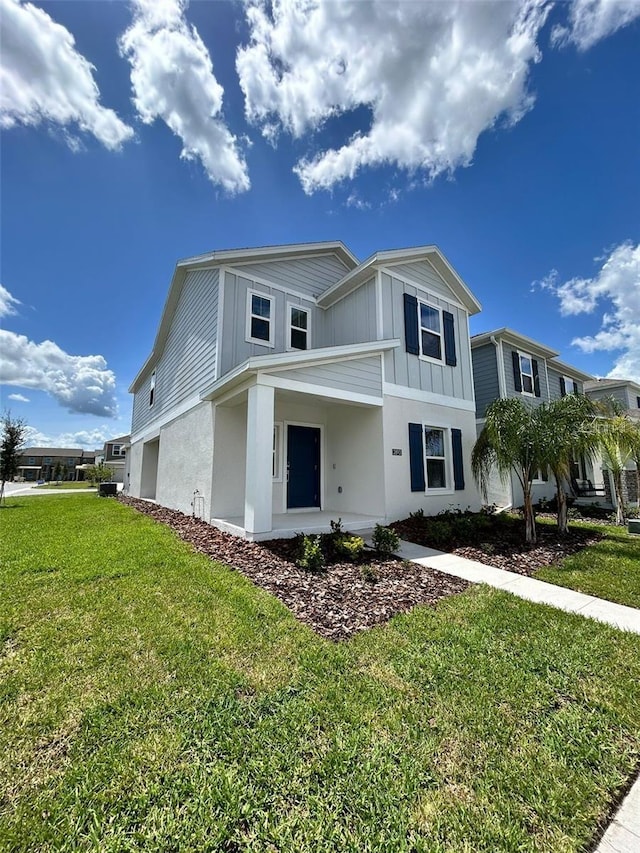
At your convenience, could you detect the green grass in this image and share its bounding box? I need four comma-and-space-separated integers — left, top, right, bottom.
34, 482, 96, 490
1, 494, 640, 852
535, 520, 640, 609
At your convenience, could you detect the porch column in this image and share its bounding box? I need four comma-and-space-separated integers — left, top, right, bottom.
244, 382, 274, 535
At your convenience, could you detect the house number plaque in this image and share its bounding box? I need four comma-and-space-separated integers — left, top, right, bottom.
392, 448, 402, 456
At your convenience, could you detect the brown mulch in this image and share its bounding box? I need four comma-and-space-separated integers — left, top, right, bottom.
390, 514, 604, 577
118, 496, 469, 641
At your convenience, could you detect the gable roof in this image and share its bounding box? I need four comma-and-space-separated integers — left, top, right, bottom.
129, 241, 357, 393
317, 245, 482, 313
471, 328, 558, 359
20, 447, 85, 457
584, 377, 640, 394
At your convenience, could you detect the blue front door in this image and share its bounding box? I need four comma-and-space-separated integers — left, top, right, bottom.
287, 426, 321, 509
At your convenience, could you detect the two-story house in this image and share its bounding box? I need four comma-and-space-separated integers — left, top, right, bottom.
128, 241, 483, 539
470, 328, 595, 509
17, 448, 89, 482
101, 434, 130, 484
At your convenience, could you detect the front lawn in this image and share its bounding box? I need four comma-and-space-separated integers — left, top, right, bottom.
1, 494, 640, 852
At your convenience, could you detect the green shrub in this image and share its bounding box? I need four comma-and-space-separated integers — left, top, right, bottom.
296, 534, 325, 572
329, 518, 344, 534
360, 564, 378, 583
372, 524, 400, 555
335, 534, 365, 562
409, 508, 425, 520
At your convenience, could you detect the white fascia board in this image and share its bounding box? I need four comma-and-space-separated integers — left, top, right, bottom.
176, 241, 358, 270
201, 340, 400, 401
258, 374, 383, 407
471, 328, 558, 359
548, 359, 594, 382
383, 381, 476, 412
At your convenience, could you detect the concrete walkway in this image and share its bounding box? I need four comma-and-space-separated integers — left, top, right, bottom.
394, 538, 640, 635
594, 774, 640, 852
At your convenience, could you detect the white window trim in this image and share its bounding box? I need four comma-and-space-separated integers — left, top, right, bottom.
563, 376, 576, 395
112, 445, 122, 457
149, 370, 156, 408
272, 422, 283, 482
531, 467, 549, 485
418, 299, 444, 365
422, 423, 455, 495
517, 351, 535, 397
246, 289, 275, 347
286, 302, 311, 352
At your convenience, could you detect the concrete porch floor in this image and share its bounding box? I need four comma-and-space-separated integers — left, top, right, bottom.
210, 510, 385, 541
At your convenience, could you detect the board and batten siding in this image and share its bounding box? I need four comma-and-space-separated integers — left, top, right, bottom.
230, 253, 351, 299
219, 272, 316, 377
471, 343, 500, 417
385, 260, 455, 303
319, 278, 377, 347
270, 355, 382, 398
380, 269, 474, 402
131, 268, 219, 435
502, 344, 549, 404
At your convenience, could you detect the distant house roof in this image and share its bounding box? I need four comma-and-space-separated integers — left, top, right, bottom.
584, 377, 640, 394
471, 328, 558, 359
105, 434, 131, 445
20, 447, 85, 457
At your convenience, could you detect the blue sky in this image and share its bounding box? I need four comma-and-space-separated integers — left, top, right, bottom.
1, 0, 639, 449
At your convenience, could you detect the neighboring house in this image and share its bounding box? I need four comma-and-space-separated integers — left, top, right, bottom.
470, 328, 595, 509
128, 241, 483, 539
102, 435, 130, 483
16, 448, 93, 482
584, 378, 640, 507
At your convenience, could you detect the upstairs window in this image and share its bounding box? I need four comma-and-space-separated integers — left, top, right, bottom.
44, 456, 52, 464
112, 444, 122, 457
519, 354, 534, 395
560, 376, 579, 396
288, 305, 309, 351
419, 302, 442, 361
511, 351, 541, 397
247, 290, 274, 346
27, 456, 35, 465
149, 371, 156, 407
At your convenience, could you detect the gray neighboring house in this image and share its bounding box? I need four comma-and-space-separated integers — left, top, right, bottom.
102, 435, 130, 484
16, 448, 91, 482
470, 328, 595, 509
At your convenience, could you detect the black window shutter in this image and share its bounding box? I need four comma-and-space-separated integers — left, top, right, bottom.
451, 428, 465, 491
403, 293, 419, 355
560, 377, 566, 397
443, 311, 457, 366
573, 381, 579, 395
408, 423, 425, 492
532, 359, 541, 397
512, 351, 522, 392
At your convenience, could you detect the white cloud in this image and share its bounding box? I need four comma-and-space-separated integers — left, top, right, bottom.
23, 425, 114, 450
8, 393, 29, 402
0, 0, 133, 149
0, 330, 118, 417
551, 0, 640, 50
537, 242, 640, 382
0, 284, 21, 318
237, 0, 551, 193
119, 0, 250, 193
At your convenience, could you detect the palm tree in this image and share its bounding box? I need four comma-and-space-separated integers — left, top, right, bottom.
537, 395, 599, 534
472, 398, 545, 544
597, 414, 636, 524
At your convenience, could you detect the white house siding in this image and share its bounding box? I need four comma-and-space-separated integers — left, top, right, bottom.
219, 272, 316, 376
131, 268, 219, 435
320, 278, 377, 347
380, 270, 474, 402
230, 253, 351, 298
270, 355, 382, 398
382, 396, 481, 521
471, 343, 500, 417
155, 403, 215, 518
502, 344, 549, 403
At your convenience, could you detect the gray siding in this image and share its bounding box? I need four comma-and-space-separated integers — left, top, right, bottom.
132, 268, 219, 434
472, 343, 500, 417
271, 355, 382, 397
219, 272, 317, 376
319, 278, 377, 347
380, 271, 474, 402
502, 343, 549, 405
547, 366, 584, 401
586, 386, 631, 409
230, 253, 350, 298
385, 260, 454, 302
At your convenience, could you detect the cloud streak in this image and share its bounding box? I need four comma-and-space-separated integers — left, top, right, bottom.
120, 0, 250, 193
551, 0, 640, 50
0, 0, 133, 150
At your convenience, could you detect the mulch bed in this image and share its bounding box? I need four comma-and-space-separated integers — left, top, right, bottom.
390, 514, 604, 577
118, 496, 469, 640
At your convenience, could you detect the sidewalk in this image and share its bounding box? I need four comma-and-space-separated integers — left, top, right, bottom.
394, 538, 640, 635
391, 536, 640, 851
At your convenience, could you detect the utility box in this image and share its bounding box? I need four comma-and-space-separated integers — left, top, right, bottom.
99, 482, 118, 497
628, 519, 640, 536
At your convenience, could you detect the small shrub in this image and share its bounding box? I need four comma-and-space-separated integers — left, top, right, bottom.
625, 506, 640, 520
409, 508, 425, 520
330, 518, 344, 534
373, 524, 400, 555
360, 564, 378, 584
297, 534, 325, 572
335, 534, 365, 562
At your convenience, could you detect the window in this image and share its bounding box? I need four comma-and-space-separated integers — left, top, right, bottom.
419, 301, 442, 361
636, 396, 640, 409
44, 456, 52, 464
27, 456, 35, 465
247, 290, 274, 346
149, 371, 156, 407
112, 445, 122, 457
272, 423, 282, 480
424, 427, 447, 489
288, 305, 309, 351
531, 467, 549, 484
560, 376, 578, 397
68, 458, 75, 465
519, 353, 534, 394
